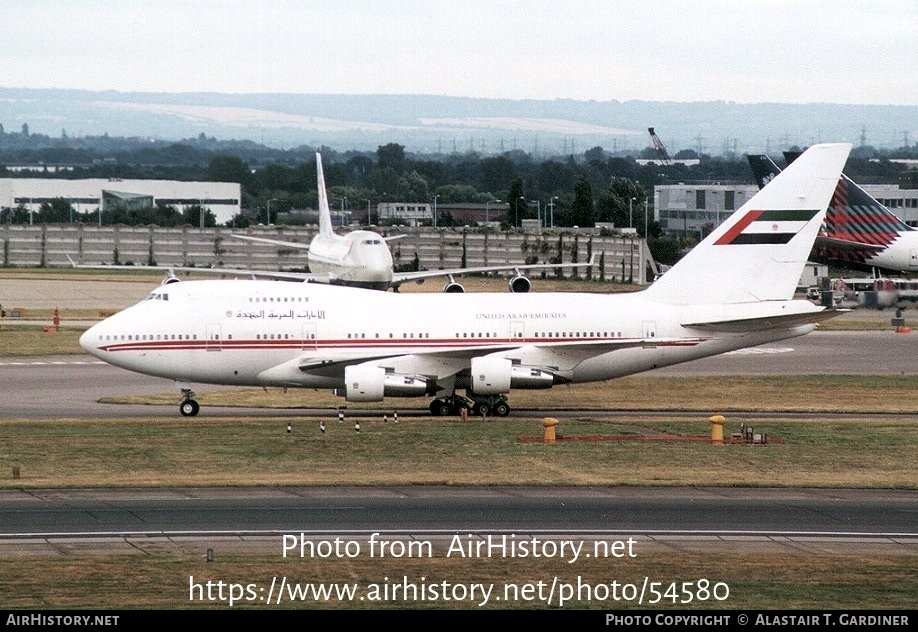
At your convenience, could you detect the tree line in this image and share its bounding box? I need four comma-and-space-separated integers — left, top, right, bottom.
1, 132, 912, 243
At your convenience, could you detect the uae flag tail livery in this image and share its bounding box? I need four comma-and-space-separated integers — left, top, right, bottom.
645, 143, 851, 306
714, 209, 820, 245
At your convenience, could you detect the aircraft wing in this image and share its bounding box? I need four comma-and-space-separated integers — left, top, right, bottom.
389, 254, 598, 289
231, 232, 406, 248
257, 336, 697, 385
682, 308, 848, 333
230, 234, 310, 249
66, 255, 319, 283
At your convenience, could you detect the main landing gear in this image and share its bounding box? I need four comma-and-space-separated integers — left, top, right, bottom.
429, 394, 511, 417
180, 388, 200, 417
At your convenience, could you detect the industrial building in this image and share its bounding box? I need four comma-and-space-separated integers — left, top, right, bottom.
0, 178, 241, 225
654, 182, 918, 237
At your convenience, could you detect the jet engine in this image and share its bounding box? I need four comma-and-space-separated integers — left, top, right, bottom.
468, 357, 555, 394
442, 281, 465, 293
343, 365, 430, 402
508, 275, 531, 293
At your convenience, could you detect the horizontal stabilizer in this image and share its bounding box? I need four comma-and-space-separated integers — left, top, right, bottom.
815, 235, 884, 252
683, 308, 848, 333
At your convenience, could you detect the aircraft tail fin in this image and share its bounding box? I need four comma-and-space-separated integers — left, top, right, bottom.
316, 152, 333, 237
751, 151, 914, 265
747, 154, 783, 189
644, 143, 851, 306
826, 174, 915, 245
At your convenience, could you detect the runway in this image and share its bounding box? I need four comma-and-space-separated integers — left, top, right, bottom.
2, 486, 916, 557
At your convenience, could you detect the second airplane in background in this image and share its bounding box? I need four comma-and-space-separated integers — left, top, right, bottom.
748, 152, 918, 273
232, 153, 593, 293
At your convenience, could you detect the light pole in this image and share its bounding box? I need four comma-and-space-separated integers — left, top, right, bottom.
432, 195, 439, 228
711, 190, 721, 227
266, 198, 277, 225
530, 200, 541, 227
485, 199, 501, 224
515, 196, 525, 227
629, 197, 636, 229
644, 198, 649, 238
548, 196, 558, 228
364, 199, 371, 225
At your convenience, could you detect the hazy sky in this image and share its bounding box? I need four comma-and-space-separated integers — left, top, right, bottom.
3, 0, 915, 105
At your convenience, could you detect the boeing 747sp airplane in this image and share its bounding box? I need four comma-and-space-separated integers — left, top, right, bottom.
232, 153, 593, 292
80, 143, 852, 418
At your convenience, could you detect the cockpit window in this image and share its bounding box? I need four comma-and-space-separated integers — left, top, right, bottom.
143, 292, 169, 301
361, 239, 383, 245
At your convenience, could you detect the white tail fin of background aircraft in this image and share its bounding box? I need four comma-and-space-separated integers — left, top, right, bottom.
315, 151, 333, 238
645, 143, 851, 305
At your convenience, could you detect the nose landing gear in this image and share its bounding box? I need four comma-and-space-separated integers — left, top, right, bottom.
180, 388, 200, 417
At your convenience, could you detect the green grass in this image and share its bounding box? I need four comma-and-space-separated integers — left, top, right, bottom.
2, 415, 916, 489
103, 373, 918, 415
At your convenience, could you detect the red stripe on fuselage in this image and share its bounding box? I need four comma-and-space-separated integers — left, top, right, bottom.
97, 337, 707, 354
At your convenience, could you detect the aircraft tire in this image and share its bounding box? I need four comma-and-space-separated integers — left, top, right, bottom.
494, 402, 510, 417
430, 400, 452, 416
180, 399, 200, 417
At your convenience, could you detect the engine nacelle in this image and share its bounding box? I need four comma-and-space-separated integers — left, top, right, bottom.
469, 357, 556, 394
443, 281, 465, 293
508, 275, 531, 293
509, 365, 555, 389
469, 356, 512, 394
343, 365, 429, 402
383, 373, 433, 397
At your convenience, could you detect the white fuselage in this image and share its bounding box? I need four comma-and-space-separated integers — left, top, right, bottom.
863, 233, 918, 273
79, 279, 820, 397
307, 229, 394, 290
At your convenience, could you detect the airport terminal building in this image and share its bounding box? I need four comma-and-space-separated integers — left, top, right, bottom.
0, 178, 241, 225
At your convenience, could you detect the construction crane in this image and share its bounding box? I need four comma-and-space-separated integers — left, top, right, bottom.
648, 127, 673, 165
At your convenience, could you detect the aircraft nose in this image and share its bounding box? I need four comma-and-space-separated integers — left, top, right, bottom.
361, 251, 394, 282
79, 323, 101, 357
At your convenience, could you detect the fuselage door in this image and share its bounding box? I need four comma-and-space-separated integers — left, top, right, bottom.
910, 248, 918, 271
642, 320, 657, 340
510, 320, 525, 341
206, 323, 222, 351
302, 323, 317, 350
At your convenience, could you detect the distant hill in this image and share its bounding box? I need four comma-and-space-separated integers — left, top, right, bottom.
0, 87, 914, 156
